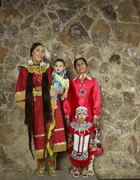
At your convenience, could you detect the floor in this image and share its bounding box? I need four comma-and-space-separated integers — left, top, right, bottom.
29, 170, 98, 180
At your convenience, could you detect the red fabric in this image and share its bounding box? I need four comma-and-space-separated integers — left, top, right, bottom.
16, 66, 27, 92
38, 158, 45, 165
15, 65, 66, 152
92, 148, 103, 155
63, 76, 101, 122
70, 155, 90, 168
16, 66, 53, 92
53, 99, 66, 145
33, 96, 45, 150
68, 122, 94, 168
48, 100, 66, 147
63, 76, 103, 155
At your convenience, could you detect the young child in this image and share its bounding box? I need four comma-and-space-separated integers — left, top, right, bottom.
68, 106, 95, 178
51, 59, 69, 109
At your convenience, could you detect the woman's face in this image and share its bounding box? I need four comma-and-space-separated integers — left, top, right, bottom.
31, 45, 45, 64
75, 59, 87, 75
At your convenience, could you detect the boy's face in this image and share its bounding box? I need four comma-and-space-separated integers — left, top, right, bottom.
54, 61, 65, 73
77, 112, 87, 122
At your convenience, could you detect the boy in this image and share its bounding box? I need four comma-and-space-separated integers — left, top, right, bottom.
51, 59, 69, 109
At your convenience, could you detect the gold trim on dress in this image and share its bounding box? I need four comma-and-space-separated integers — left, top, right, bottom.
15, 91, 25, 102
53, 143, 66, 152
15, 88, 42, 109
15, 101, 25, 109
34, 149, 47, 159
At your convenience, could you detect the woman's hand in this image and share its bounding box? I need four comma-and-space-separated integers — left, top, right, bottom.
61, 92, 68, 99
65, 115, 70, 126
93, 118, 98, 128
93, 116, 100, 128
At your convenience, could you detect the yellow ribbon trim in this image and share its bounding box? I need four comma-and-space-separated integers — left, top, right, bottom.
46, 99, 56, 157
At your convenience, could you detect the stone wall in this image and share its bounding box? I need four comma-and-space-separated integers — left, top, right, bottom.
0, 0, 140, 179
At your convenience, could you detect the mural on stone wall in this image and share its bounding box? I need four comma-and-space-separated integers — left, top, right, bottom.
0, 0, 140, 179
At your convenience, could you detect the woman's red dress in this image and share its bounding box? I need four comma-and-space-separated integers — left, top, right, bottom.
15, 65, 66, 159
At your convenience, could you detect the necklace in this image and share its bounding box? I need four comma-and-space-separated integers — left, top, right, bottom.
79, 74, 87, 97
80, 87, 86, 97
27, 63, 50, 74
79, 81, 86, 97
28, 65, 46, 73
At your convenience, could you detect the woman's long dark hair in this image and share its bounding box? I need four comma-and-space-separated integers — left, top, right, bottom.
25, 71, 51, 159
25, 72, 34, 158
42, 72, 51, 141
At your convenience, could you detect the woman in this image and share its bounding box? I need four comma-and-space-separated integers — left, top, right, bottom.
15, 42, 66, 176
63, 57, 103, 176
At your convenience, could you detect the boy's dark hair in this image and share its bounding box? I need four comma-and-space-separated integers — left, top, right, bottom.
74, 57, 88, 70
54, 59, 65, 66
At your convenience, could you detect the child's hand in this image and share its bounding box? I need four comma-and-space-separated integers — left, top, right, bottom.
93, 116, 100, 128
62, 92, 68, 99
67, 143, 72, 149
65, 115, 70, 126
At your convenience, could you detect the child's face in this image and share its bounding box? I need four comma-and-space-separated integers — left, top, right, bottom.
54, 61, 65, 73
77, 112, 87, 122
